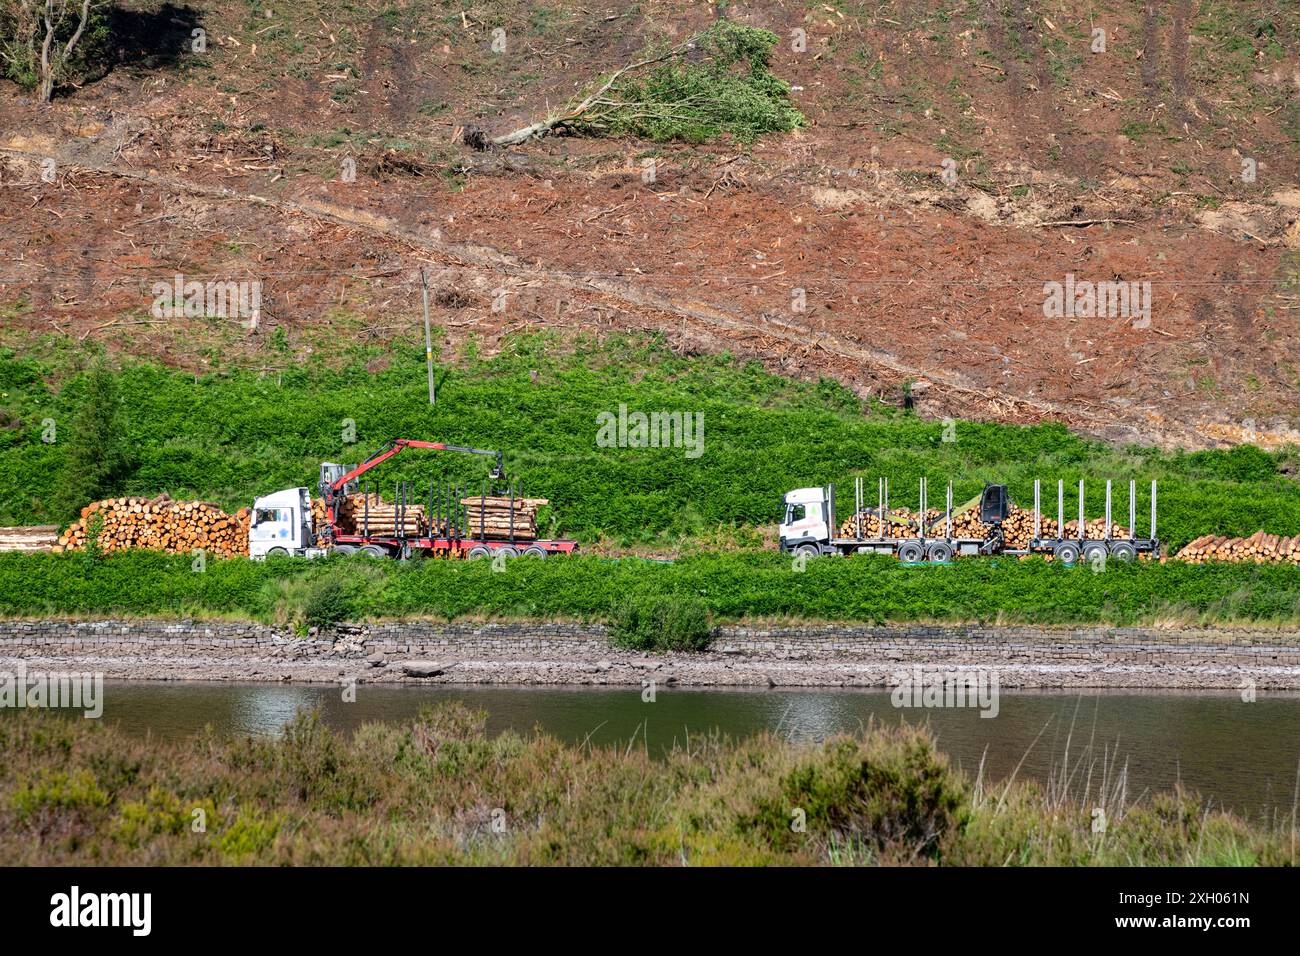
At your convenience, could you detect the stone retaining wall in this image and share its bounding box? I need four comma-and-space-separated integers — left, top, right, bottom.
2, 618, 1299, 662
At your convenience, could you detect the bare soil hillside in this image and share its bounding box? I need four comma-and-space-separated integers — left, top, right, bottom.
2, 0, 1298, 448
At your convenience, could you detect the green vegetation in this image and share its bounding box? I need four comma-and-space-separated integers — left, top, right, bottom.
3, 549, 1298, 627
302, 576, 356, 630
48, 360, 133, 521
0, 0, 112, 98
2, 333, 1298, 554
0, 705, 1290, 865
577, 21, 805, 144
610, 595, 714, 651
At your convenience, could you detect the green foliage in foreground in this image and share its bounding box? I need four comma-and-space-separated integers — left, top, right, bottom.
3, 550, 1298, 627
576, 21, 806, 143
1, 333, 1298, 552
610, 595, 714, 651
0, 706, 1288, 865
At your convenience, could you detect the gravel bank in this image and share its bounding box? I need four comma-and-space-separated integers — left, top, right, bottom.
3, 619, 1300, 689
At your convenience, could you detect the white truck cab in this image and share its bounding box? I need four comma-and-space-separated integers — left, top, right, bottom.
249, 487, 317, 559
778, 487, 831, 555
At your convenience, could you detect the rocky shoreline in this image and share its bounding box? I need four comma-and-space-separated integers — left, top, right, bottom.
3, 618, 1300, 689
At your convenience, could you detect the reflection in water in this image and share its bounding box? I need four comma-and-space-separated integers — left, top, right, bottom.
22, 682, 1300, 818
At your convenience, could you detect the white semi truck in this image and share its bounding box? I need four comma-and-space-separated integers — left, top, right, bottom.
248, 486, 322, 559
777, 477, 1159, 564
247, 438, 578, 560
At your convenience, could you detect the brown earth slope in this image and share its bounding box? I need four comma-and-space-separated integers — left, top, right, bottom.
1, 0, 1298, 448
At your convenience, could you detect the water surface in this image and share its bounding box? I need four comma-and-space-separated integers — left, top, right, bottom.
53, 681, 1300, 819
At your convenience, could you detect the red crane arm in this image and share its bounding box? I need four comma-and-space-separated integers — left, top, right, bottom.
332, 439, 449, 491
322, 439, 506, 534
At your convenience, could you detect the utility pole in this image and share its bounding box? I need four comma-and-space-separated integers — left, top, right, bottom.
420, 268, 436, 405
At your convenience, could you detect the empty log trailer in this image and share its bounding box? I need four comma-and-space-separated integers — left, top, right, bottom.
248, 438, 578, 560
778, 477, 1159, 564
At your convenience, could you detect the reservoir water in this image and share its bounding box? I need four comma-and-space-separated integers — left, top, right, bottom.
46, 681, 1300, 820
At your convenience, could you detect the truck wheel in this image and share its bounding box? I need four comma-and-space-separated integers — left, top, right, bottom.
360, 545, 389, 559
522, 546, 547, 558
332, 545, 357, 556
897, 541, 925, 563
1054, 542, 1081, 565
466, 546, 492, 560
1110, 542, 1137, 562
495, 546, 519, 559
794, 544, 820, 558
926, 542, 953, 563
1082, 543, 1108, 565
266, 547, 290, 558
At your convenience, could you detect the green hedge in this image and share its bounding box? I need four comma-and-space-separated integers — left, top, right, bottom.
2, 550, 1297, 626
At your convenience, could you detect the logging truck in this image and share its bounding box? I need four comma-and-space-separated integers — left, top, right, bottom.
249, 438, 578, 560
778, 477, 1160, 564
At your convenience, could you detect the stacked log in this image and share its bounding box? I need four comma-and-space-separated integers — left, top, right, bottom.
460, 496, 547, 541
926, 509, 991, 539
0, 526, 59, 553
1176, 531, 1300, 565
335, 493, 427, 536
838, 508, 920, 538
837, 501, 1137, 551
52, 494, 250, 558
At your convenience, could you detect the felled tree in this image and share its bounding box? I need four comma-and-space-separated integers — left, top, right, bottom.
0, 0, 110, 101
482, 21, 804, 148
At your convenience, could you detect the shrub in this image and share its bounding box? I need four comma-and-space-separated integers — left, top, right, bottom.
51, 361, 133, 521
731, 727, 971, 863
609, 595, 714, 651
0, 0, 113, 100
302, 576, 354, 630
0, 708, 1288, 866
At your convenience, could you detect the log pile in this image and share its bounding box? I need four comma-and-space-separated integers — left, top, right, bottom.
1002, 509, 1130, 550
460, 496, 548, 541
52, 494, 250, 558
335, 493, 427, 537
1176, 531, 1300, 565
926, 509, 991, 539
837, 502, 1138, 551
838, 508, 919, 539
0, 525, 59, 553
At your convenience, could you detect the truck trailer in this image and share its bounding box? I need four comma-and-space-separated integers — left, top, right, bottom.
778, 477, 1159, 564
248, 438, 578, 560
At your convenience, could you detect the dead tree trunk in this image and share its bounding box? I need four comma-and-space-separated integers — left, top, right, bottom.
36, 0, 95, 103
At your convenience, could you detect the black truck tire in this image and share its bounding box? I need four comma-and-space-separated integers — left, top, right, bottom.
1054, 541, 1081, 565
926, 541, 953, 563
897, 541, 925, 563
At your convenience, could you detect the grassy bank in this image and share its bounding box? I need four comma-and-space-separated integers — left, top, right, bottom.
0, 705, 1289, 865
2, 334, 1299, 550
3, 549, 1298, 628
